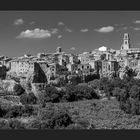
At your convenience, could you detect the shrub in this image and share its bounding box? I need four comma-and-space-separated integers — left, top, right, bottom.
4, 105, 23, 118
88, 79, 101, 90
64, 84, 99, 102
13, 84, 25, 96
64, 85, 78, 102
38, 104, 73, 129
47, 111, 73, 129
25, 119, 41, 129
38, 105, 55, 120
20, 93, 28, 105
38, 87, 64, 106
25, 119, 49, 129
0, 119, 10, 129
0, 103, 36, 118
0, 106, 7, 117
21, 105, 36, 117
129, 85, 140, 100
28, 92, 37, 104
8, 119, 25, 129
20, 92, 37, 105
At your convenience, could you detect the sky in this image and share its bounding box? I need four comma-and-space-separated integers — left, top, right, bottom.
1, 11, 140, 57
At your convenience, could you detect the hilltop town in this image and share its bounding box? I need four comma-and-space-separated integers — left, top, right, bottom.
0, 33, 139, 87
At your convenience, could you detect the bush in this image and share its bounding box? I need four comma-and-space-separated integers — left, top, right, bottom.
129, 85, 140, 100
4, 105, 23, 118
25, 119, 49, 129
38, 104, 73, 129
20, 92, 37, 105
47, 111, 73, 129
63, 85, 78, 102
20, 93, 28, 105
8, 119, 25, 129
21, 105, 36, 117
38, 104, 55, 120
88, 79, 101, 90
38, 87, 64, 106
0, 103, 36, 118
64, 84, 99, 102
0, 119, 10, 129
13, 84, 25, 96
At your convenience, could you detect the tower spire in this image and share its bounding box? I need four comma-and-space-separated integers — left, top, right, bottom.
121, 33, 130, 50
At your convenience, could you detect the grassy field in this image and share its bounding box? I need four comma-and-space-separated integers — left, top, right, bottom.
1, 97, 140, 129
49, 98, 140, 129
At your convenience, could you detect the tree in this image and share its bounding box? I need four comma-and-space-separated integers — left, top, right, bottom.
124, 66, 137, 80
38, 86, 64, 106
20, 92, 37, 105
129, 85, 140, 100
88, 79, 101, 90
13, 84, 25, 96
28, 92, 37, 104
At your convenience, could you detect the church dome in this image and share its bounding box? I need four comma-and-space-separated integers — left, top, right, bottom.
98, 46, 108, 51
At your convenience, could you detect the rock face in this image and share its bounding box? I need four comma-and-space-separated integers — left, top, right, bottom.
31, 83, 46, 96
0, 79, 18, 93
26, 64, 47, 84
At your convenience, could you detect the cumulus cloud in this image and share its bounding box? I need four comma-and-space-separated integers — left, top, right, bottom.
117, 26, 140, 32
64, 28, 73, 32
57, 35, 62, 39
114, 23, 124, 27
58, 21, 65, 26
133, 20, 140, 24
95, 26, 114, 33
14, 18, 24, 25
133, 27, 140, 31
50, 28, 59, 34
70, 47, 76, 50
80, 28, 89, 32
16, 28, 58, 39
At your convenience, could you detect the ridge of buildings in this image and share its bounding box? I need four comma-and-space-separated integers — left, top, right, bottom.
0, 33, 140, 83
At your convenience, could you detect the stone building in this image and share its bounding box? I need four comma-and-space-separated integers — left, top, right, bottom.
78, 52, 91, 64
100, 60, 119, 77
77, 63, 92, 75
9, 58, 36, 77
46, 63, 68, 81
66, 63, 78, 74
68, 54, 80, 64
0, 56, 12, 70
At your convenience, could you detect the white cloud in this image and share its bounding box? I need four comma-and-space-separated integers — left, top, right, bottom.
58, 21, 65, 26
57, 35, 62, 39
14, 18, 24, 25
133, 27, 140, 31
17, 28, 54, 39
133, 20, 140, 24
95, 26, 114, 33
80, 28, 89, 32
50, 28, 59, 34
117, 26, 140, 32
70, 47, 76, 50
114, 23, 124, 26
64, 28, 73, 32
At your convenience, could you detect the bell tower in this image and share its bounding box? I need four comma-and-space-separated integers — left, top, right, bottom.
121, 33, 130, 50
